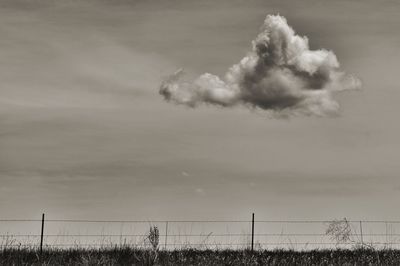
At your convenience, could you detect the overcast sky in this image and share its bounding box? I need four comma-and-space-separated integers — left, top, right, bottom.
1, 0, 400, 222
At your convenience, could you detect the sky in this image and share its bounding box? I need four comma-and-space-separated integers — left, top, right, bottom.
1, 0, 400, 225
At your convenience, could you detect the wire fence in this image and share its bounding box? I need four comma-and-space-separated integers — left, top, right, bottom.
2, 216, 400, 250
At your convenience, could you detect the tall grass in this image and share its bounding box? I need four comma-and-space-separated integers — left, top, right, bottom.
2, 247, 400, 265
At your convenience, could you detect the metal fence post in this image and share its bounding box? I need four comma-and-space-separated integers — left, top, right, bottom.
251, 213, 254, 251
40, 213, 45, 256
359, 221, 364, 246
165, 221, 168, 250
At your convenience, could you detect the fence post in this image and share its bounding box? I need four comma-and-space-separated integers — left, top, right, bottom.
359, 221, 364, 246
251, 213, 254, 252
40, 213, 45, 257
165, 221, 168, 250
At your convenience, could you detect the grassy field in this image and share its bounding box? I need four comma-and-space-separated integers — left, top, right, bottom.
1, 248, 400, 265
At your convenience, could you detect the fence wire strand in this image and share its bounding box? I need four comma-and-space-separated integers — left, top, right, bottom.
2, 219, 400, 249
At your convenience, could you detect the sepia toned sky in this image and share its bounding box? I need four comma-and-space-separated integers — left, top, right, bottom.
1, 0, 400, 222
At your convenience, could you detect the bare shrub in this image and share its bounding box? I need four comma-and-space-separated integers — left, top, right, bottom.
148, 226, 159, 250
325, 218, 353, 245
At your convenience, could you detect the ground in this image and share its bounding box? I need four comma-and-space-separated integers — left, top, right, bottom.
1, 248, 400, 265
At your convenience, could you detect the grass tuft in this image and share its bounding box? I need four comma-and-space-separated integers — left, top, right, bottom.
1, 247, 400, 265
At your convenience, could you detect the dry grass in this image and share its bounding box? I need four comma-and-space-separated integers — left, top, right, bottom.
1, 247, 400, 265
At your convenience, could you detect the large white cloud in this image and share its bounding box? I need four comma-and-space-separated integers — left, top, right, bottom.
160, 15, 361, 116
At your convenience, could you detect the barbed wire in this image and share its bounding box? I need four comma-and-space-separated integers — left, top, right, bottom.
2, 218, 400, 250
3, 242, 400, 247
2, 219, 400, 223
1, 233, 399, 237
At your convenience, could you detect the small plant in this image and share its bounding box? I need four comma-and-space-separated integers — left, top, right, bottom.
143, 226, 160, 265
325, 217, 379, 262
148, 226, 159, 250
325, 218, 352, 245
